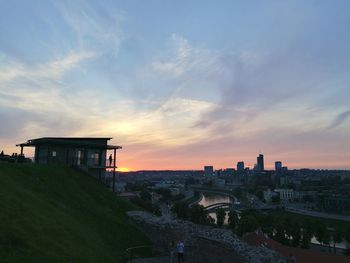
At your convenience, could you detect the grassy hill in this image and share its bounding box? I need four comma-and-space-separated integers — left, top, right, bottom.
0, 163, 150, 263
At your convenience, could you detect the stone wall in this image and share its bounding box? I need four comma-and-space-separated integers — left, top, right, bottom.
127, 211, 285, 263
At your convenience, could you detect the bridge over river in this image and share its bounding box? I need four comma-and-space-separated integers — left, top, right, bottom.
193, 188, 275, 213
204, 202, 276, 213
195, 189, 242, 213
204, 202, 242, 213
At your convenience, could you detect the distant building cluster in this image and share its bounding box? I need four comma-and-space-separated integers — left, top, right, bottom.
204, 153, 288, 175
199, 153, 350, 215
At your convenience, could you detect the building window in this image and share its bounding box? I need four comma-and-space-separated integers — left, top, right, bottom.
77, 150, 82, 165
52, 151, 56, 157
94, 153, 100, 166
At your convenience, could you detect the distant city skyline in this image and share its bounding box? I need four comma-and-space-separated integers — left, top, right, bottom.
1, 1, 350, 171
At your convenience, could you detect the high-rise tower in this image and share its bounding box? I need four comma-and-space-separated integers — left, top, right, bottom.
275, 161, 282, 171
257, 154, 264, 171
237, 161, 245, 171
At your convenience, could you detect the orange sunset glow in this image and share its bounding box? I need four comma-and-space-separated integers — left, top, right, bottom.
116, 167, 131, 172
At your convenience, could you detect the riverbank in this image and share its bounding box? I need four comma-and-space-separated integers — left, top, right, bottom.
188, 192, 203, 207
269, 210, 350, 234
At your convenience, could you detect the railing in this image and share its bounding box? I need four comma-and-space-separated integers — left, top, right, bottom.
205, 202, 233, 210
105, 159, 116, 168
70, 157, 117, 168
124, 245, 156, 262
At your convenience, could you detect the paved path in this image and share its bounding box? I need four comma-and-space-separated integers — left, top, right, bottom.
129, 256, 195, 263
128, 256, 169, 263
159, 203, 174, 220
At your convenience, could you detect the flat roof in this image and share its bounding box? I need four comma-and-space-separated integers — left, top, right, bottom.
16, 137, 121, 150
24, 137, 113, 140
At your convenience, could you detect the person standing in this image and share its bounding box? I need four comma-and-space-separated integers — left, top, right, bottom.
176, 241, 184, 263
109, 154, 112, 166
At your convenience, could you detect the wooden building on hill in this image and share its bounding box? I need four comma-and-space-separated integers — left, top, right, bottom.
16, 137, 122, 191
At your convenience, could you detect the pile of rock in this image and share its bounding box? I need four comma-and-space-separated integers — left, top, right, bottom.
127, 211, 285, 263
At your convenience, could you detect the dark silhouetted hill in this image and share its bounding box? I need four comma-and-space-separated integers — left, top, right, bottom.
0, 164, 150, 262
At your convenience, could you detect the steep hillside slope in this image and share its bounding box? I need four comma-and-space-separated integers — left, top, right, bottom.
0, 164, 150, 262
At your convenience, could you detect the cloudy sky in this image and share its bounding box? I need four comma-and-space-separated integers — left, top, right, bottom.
1, 0, 350, 170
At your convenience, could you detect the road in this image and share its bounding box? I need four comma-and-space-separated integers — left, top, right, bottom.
285, 206, 350, 222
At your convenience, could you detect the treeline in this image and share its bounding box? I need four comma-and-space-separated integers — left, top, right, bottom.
172, 202, 350, 255
128, 188, 185, 216
130, 190, 161, 216
239, 211, 350, 254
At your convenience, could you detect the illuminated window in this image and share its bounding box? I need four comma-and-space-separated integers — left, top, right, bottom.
52, 151, 56, 157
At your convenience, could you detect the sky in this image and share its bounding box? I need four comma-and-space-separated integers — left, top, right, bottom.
1, 0, 350, 171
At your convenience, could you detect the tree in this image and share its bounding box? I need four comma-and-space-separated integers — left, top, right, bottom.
234, 187, 242, 199
153, 204, 162, 216
172, 193, 185, 201
301, 231, 312, 249
140, 190, 152, 201
228, 210, 239, 231
207, 215, 215, 225
172, 202, 188, 219
254, 189, 264, 201
216, 208, 226, 227
322, 229, 331, 252
130, 196, 161, 216
301, 219, 314, 249
237, 215, 259, 237
154, 188, 172, 201
185, 177, 196, 186
314, 220, 327, 247
271, 195, 280, 203
190, 204, 208, 224
344, 226, 350, 255
260, 214, 274, 238
332, 229, 343, 254
289, 220, 301, 247
275, 220, 288, 245
345, 226, 350, 245
204, 180, 213, 187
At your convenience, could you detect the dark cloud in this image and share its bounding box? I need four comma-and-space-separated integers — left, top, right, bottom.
327, 110, 350, 129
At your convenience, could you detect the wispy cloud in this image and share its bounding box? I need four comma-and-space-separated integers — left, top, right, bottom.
94, 97, 216, 146
0, 51, 94, 83
151, 34, 350, 140
55, 0, 124, 56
